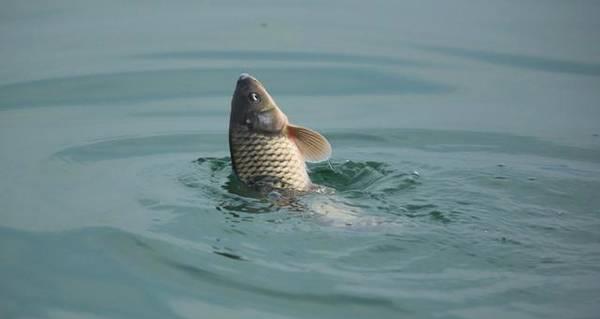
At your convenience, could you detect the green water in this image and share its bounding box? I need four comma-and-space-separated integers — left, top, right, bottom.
2, 1, 600, 318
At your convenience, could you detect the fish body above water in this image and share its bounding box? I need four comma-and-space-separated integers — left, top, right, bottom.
229, 127, 310, 190
228, 73, 331, 192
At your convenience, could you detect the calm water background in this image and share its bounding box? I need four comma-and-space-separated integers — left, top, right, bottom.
1, 1, 600, 318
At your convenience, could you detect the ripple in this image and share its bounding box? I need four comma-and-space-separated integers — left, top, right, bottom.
418, 45, 600, 76
54, 133, 223, 163
336, 129, 600, 164
184, 157, 282, 215
183, 157, 418, 230
309, 160, 419, 195
163, 259, 401, 310
0, 67, 452, 109
136, 50, 431, 67
191, 156, 418, 201
54, 129, 600, 166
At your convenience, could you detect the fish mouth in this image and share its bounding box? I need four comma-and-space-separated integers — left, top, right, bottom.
236, 73, 264, 93
238, 73, 255, 81
237, 73, 258, 85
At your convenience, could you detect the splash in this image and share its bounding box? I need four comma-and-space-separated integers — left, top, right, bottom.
183, 157, 421, 229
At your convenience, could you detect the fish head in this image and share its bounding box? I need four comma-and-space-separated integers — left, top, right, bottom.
230, 73, 288, 133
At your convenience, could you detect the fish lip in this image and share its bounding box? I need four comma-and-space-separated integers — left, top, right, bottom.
237, 73, 257, 84
239, 73, 253, 80
236, 73, 263, 93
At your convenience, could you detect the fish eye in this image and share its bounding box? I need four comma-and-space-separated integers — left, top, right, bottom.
248, 92, 261, 103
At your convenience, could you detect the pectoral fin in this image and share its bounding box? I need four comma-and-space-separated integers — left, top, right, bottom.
287, 124, 332, 162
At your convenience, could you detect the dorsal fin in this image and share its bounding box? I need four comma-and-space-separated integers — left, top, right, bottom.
287, 124, 332, 162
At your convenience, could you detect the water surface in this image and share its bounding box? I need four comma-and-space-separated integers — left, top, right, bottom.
1, 1, 600, 318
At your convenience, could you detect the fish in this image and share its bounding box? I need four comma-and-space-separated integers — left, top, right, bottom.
228, 73, 332, 193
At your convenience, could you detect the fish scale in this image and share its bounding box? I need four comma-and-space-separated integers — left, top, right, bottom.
229, 126, 310, 191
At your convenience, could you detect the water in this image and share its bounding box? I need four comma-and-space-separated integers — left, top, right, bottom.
1, 1, 600, 318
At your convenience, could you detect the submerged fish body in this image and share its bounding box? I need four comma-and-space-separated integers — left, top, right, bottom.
228, 73, 331, 192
